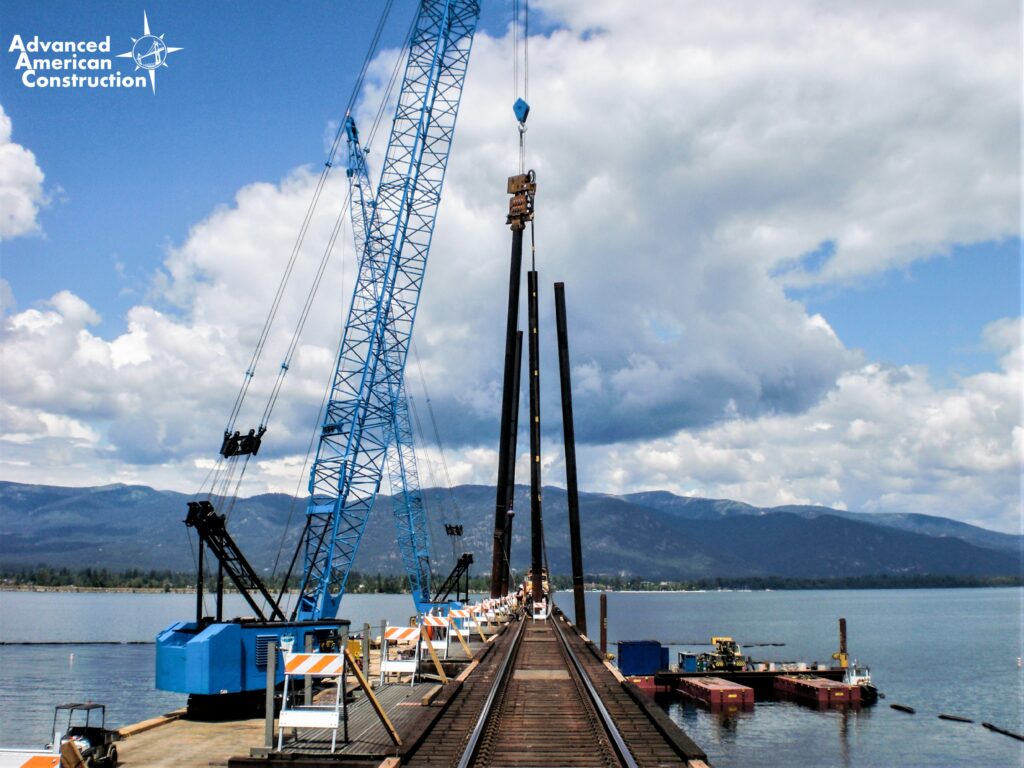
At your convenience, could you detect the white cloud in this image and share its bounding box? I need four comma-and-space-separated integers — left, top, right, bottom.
0, 2, 1020, 535
569, 318, 1023, 533
0, 104, 46, 240
520, 0, 1018, 287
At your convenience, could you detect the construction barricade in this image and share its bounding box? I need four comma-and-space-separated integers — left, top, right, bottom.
379, 625, 420, 686
277, 652, 348, 752
420, 614, 450, 660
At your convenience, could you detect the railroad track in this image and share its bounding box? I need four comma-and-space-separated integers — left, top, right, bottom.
458, 616, 639, 768
405, 611, 702, 767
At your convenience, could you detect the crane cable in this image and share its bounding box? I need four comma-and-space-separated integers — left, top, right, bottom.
185, 0, 400, 610
258, 2, 419, 430
514, 0, 540, 586
220, 0, 397, 440
264, 13, 420, 613
513, 0, 529, 173
409, 346, 465, 564
267, 230, 350, 604
202, 1, 405, 510
407, 394, 446, 560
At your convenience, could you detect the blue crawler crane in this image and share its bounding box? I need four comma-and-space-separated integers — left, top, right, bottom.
156, 0, 481, 714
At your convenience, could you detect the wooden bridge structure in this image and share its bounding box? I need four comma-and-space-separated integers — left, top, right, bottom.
116, 605, 708, 767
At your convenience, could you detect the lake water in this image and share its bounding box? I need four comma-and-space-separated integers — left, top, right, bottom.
1, 588, 1021, 767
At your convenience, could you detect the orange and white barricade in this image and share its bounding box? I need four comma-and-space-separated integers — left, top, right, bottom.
277, 652, 347, 752
420, 614, 450, 660
470, 604, 496, 635
449, 608, 471, 638
460, 605, 488, 641
531, 596, 549, 621
379, 625, 420, 686
0, 749, 59, 767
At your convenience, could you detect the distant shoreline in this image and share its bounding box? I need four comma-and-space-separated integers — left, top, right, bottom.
1, 585, 195, 594
2, 580, 1020, 596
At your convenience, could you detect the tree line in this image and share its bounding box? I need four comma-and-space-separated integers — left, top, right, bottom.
2, 567, 1018, 592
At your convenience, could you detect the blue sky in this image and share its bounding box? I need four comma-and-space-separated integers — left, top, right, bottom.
0, 1, 513, 331
0, 0, 1020, 532
2, 1, 1016, 375
791, 239, 1020, 383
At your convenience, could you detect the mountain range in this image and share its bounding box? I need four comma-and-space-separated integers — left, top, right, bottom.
0, 481, 1020, 581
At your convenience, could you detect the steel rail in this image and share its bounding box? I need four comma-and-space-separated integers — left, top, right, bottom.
551, 616, 640, 768
456, 614, 640, 768
455, 618, 527, 768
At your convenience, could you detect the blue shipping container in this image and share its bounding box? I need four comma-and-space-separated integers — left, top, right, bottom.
618, 640, 666, 676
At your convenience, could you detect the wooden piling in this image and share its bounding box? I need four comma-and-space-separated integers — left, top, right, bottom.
600, 592, 608, 656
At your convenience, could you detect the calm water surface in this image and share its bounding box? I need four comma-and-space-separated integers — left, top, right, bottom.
562, 588, 1024, 768
1, 588, 1021, 767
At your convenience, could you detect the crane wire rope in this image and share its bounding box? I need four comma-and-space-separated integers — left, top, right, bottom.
407, 346, 465, 568
184, 0, 401, 610
268, 227, 350, 609
260, 15, 419, 614
513, 0, 529, 173
411, 348, 464, 528
204, 2, 406, 505
221, 0, 397, 439
220, 10, 418, 520
258, 2, 419, 430
516, 0, 539, 588
407, 393, 453, 566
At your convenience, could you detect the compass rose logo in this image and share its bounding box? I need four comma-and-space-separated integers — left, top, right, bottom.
117, 11, 182, 93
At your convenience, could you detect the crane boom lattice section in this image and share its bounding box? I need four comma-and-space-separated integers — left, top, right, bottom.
298, 0, 479, 621
345, 117, 432, 609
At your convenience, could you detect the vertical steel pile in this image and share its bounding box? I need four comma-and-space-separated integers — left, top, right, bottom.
555, 282, 587, 634
488, 226, 523, 597
491, 172, 535, 597
498, 330, 524, 596
527, 269, 545, 602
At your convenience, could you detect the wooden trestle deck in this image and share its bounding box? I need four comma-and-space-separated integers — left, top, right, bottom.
116, 612, 708, 767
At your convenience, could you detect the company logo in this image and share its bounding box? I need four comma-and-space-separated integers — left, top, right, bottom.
117, 11, 182, 93
7, 9, 181, 93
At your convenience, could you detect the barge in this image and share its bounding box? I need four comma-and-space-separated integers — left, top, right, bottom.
619, 617, 879, 707
675, 677, 755, 711
774, 674, 861, 707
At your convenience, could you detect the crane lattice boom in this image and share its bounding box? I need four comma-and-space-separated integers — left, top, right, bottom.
297, 0, 480, 621
344, 116, 432, 609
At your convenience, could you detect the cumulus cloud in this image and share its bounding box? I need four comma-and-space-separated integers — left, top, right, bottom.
400, 0, 1018, 446
0, 170, 350, 469
0, 1, 1020, 533
566, 318, 1023, 533
0, 104, 46, 240
402, 319, 1022, 532
523, 0, 1019, 287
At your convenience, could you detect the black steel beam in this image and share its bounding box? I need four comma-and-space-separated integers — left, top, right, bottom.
490, 228, 524, 597
527, 270, 544, 603
433, 552, 474, 603
185, 501, 285, 621
499, 330, 524, 596
554, 282, 587, 634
